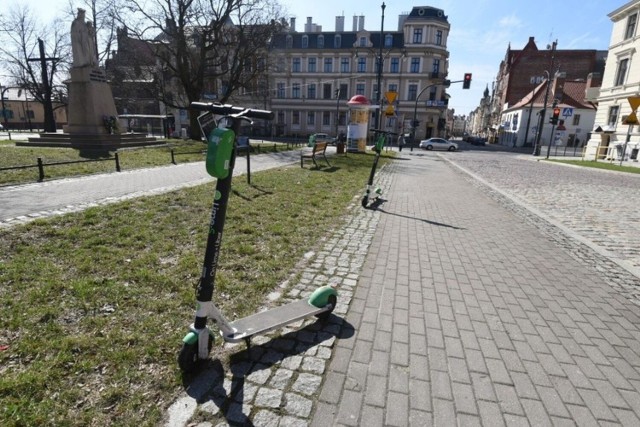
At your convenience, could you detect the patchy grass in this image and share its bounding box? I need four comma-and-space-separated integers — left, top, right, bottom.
547, 159, 640, 174
0, 139, 299, 186
0, 151, 392, 426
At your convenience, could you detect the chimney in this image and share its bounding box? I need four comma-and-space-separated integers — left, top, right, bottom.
552, 72, 566, 102
353, 15, 358, 32
336, 16, 345, 32
358, 15, 365, 31
305, 17, 312, 33
290, 17, 296, 32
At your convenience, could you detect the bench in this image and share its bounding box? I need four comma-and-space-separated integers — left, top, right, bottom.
301, 141, 331, 168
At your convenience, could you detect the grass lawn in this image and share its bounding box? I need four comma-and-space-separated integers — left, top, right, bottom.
0, 139, 299, 186
0, 151, 392, 426
547, 159, 640, 174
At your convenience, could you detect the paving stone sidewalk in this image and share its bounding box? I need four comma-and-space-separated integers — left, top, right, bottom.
310, 153, 640, 426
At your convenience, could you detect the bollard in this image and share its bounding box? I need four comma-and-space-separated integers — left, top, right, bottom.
171, 149, 176, 165
37, 157, 45, 181
115, 152, 121, 172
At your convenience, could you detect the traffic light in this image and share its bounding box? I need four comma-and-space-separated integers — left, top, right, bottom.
463, 73, 472, 89
549, 107, 560, 125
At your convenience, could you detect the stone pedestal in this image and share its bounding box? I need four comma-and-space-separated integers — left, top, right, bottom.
64, 66, 119, 135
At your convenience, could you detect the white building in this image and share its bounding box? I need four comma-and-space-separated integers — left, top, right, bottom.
585, 0, 640, 161
499, 76, 596, 149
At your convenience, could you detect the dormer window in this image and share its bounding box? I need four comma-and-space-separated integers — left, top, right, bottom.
385, 34, 393, 47
335, 34, 342, 48
286, 35, 293, 49
318, 35, 324, 48
359, 36, 367, 47
302, 35, 309, 48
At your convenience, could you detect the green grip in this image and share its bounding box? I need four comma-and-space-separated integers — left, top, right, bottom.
206, 128, 235, 178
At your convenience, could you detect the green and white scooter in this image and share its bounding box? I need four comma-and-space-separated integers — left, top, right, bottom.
179, 102, 338, 373
361, 129, 397, 209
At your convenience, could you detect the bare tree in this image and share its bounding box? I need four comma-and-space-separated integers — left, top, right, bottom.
0, 4, 70, 131
116, 0, 286, 139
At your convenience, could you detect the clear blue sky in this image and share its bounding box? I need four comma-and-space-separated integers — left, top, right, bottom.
5, 0, 619, 115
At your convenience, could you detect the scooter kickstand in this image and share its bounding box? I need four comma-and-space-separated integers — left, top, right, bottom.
244, 337, 252, 359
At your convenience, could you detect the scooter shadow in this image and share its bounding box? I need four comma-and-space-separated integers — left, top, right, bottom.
181, 314, 354, 425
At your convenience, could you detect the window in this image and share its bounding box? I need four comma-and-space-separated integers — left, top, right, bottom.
277, 111, 285, 124
408, 84, 418, 101
390, 58, 399, 73
277, 82, 285, 98
341, 58, 350, 73
286, 35, 293, 49
307, 112, 315, 125
413, 29, 423, 44
338, 111, 347, 126
302, 35, 309, 48
308, 57, 317, 72
385, 34, 393, 47
626, 13, 637, 39
292, 58, 301, 72
318, 35, 324, 48
615, 58, 629, 86
572, 114, 580, 126
292, 111, 300, 125
323, 83, 333, 99
292, 83, 301, 98
359, 36, 367, 47
323, 111, 331, 126
410, 58, 420, 73
356, 83, 365, 95
608, 105, 619, 126
357, 58, 366, 72
432, 59, 440, 76
388, 84, 398, 93
428, 86, 437, 101
307, 84, 316, 99
339, 83, 348, 99
436, 30, 443, 46
276, 58, 285, 72
324, 58, 333, 72
372, 84, 379, 100
335, 35, 342, 48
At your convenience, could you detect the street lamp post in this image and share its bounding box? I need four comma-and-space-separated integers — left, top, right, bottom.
375, 2, 386, 131
523, 78, 538, 148
335, 87, 341, 137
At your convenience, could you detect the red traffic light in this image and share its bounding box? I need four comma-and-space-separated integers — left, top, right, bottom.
463, 73, 472, 89
553, 107, 561, 117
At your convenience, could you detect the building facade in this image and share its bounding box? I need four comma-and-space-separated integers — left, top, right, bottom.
0, 87, 67, 131
268, 6, 451, 141
585, 0, 640, 161
490, 37, 606, 141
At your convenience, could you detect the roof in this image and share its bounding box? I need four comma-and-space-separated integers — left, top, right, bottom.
506, 79, 595, 112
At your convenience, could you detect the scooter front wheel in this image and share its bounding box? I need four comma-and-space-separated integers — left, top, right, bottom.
361, 196, 369, 208
178, 336, 213, 373
315, 294, 338, 321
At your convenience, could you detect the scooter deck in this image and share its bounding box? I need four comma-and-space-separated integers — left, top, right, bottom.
225, 299, 328, 342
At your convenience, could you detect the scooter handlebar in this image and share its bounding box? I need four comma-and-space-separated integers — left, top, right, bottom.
190, 102, 274, 121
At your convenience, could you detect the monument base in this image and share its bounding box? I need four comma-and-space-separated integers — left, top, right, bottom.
19, 132, 163, 150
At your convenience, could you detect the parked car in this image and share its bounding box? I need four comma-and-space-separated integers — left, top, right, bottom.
467, 136, 487, 146
419, 138, 458, 151
0, 123, 4, 131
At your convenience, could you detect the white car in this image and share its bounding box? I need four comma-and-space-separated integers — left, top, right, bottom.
419, 138, 458, 151
0, 123, 4, 130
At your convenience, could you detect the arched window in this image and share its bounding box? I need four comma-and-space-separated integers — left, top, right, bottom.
335, 34, 342, 48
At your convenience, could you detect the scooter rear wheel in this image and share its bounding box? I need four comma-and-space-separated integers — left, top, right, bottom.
315, 294, 338, 321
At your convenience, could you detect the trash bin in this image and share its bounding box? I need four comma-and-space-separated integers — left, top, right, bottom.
631, 148, 639, 160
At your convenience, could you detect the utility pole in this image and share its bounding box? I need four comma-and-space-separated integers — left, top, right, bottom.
28, 38, 59, 133
533, 40, 557, 156
375, 2, 386, 131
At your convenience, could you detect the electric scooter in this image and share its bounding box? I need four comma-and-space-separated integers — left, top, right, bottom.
179, 102, 338, 373
361, 129, 397, 209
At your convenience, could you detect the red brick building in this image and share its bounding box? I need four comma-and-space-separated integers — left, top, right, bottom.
489, 37, 606, 131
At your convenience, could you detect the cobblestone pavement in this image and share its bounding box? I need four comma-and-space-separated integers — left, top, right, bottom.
309, 152, 640, 426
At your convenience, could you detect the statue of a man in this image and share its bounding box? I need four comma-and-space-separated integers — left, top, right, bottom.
71, 8, 97, 67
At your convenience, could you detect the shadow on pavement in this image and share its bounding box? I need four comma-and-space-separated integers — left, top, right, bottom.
180, 314, 354, 425
376, 207, 466, 230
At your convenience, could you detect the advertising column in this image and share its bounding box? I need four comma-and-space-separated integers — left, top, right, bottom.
347, 95, 371, 153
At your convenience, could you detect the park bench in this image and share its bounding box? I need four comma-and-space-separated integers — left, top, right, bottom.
301, 141, 331, 168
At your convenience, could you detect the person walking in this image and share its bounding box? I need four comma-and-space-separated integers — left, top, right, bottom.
397, 133, 405, 152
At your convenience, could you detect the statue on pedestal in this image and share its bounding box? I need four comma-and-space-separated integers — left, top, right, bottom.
71, 8, 97, 68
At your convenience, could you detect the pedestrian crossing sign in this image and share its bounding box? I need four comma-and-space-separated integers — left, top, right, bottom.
562, 107, 573, 117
